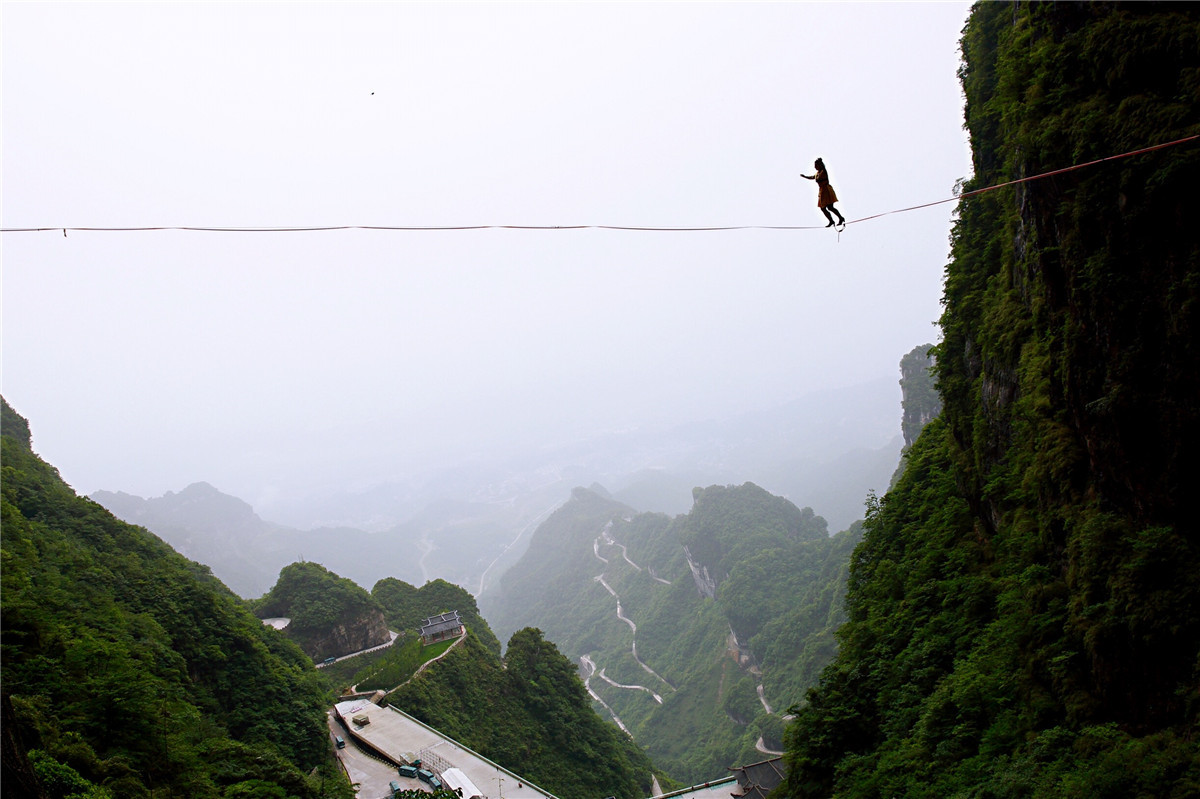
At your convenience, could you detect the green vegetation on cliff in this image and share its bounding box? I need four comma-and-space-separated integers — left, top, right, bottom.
0, 398, 344, 799
781, 4, 1200, 797
630, 487, 859, 781
315, 576, 503, 694
373, 576, 501, 656
483, 483, 859, 784
253, 561, 388, 660
899, 343, 940, 450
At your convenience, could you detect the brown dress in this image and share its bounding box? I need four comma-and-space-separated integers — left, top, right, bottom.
814, 168, 838, 208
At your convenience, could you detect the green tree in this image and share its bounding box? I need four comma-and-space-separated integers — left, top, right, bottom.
2, 397, 334, 798
388, 629, 653, 799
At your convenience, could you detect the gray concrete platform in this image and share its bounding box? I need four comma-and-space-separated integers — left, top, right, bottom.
334, 699, 558, 799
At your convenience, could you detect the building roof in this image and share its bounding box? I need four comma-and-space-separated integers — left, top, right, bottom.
420, 611, 463, 637
729, 757, 785, 799
441, 767, 484, 799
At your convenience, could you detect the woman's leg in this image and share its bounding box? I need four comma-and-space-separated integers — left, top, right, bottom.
821, 207, 835, 226
829, 204, 845, 225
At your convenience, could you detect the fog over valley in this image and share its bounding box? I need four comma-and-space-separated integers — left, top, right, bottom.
3, 2, 971, 553
89, 374, 907, 599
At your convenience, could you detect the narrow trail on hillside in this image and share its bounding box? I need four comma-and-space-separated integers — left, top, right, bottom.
586, 521, 675, 706
374, 628, 469, 695
728, 626, 777, 718
475, 499, 563, 597
599, 524, 672, 585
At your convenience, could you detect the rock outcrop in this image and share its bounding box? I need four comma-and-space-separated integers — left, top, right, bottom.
254, 561, 391, 661
299, 607, 391, 661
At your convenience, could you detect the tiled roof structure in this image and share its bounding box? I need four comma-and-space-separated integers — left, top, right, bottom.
419, 611, 463, 641
728, 757, 785, 799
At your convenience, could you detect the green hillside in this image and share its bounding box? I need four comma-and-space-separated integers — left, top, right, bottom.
0, 397, 343, 798
372, 576, 502, 656
253, 561, 390, 660
483, 482, 859, 784
387, 628, 655, 799
780, 4, 1200, 798
323, 576, 504, 693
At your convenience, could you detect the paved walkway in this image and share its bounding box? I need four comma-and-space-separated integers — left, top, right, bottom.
317, 630, 401, 668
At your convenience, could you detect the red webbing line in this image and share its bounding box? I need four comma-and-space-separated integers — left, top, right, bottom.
845, 133, 1200, 226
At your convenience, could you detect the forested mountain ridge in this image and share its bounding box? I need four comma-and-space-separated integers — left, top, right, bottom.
482, 482, 860, 784
371, 575, 502, 656
252, 561, 392, 661
780, 4, 1200, 797
0, 397, 339, 798
90, 483, 414, 599
386, 628, 656, 799
315, 573, 505, 694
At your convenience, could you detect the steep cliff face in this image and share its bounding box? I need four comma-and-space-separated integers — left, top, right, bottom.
899, 344, 940, 449
682, 545, 719, 599
941, 1, 1200, 730
299, 608, 390, 662
782, 5, 1200, 797
480, 481, 853, 783
255, 561, 391, 660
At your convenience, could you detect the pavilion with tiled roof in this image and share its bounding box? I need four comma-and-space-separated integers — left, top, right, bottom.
419, 610, 463, 644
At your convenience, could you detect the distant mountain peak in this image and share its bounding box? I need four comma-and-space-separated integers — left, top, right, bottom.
179, 481, 221, 495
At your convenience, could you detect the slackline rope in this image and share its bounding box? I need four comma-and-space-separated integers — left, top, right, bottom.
3, 133, 1196, 235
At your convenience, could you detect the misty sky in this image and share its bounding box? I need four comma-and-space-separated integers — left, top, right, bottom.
2, 2, 972, 510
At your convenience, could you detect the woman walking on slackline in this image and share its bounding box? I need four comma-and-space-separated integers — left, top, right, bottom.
801, 158, 845, 228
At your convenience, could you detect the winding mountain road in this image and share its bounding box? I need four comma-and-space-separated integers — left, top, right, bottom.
757, 684, 773, 714
585, 519, 787, 774
349, 627, 467, 694
755, 736, 784, 756
593, 574, 671, 687
581, 520, 675, 729
593, 662, 664, 704
580, 655, 632, 735
599, 525, 672, 585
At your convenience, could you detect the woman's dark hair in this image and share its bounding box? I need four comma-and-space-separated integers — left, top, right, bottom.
814, 157, 825, 169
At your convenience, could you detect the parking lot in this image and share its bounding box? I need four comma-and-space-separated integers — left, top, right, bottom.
333, 700, 558, 799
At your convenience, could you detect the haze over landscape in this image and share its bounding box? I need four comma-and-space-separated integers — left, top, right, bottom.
2, 2, 971, 534
5, 4, 1199, 799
